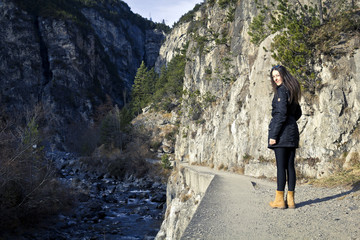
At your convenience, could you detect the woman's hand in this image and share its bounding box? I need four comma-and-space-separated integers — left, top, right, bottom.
269, 138, 276, 145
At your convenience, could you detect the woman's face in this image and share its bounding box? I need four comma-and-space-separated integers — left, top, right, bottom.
272, 70, 283, 86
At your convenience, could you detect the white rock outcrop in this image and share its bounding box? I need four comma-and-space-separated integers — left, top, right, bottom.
156, 0, 360, 178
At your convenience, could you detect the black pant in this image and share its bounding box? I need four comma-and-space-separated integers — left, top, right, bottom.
274, 148, 296, 191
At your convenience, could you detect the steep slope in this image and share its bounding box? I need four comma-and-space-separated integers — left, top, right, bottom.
153, 1, 359, 239
156, 0, 360, 178
0, 0, 164, 147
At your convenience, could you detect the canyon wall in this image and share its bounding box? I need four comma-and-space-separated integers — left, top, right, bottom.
0, 0, 164, 147
155, 1, 359, 238
157, 0, 360, 179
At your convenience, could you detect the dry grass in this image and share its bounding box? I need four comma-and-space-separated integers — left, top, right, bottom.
231, 166, 245, 175
218, 163, 225, 170
309, 152, 360, 189
162, 112, 173, 119
243, 153, 253, 165
147, 162, 172, 184
298, 157, 321, 167
309, 165, 360, 189
180, 193, 192, 202
165, 204, 171, 219
352, 126, 360, 140
347, 152, 360, 167
311, 9, 360, 58
190, 161, 209, 167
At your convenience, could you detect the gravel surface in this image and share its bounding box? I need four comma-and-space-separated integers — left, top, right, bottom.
181, 166, 359, 240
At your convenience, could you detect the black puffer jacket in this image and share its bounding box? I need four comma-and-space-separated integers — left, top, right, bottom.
268, 84, 302, 149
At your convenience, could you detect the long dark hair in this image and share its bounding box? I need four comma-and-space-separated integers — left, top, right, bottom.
270, 65, 301, 104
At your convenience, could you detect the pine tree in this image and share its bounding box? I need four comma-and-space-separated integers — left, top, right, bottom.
131, 61, 148, 115
153, 65, 168, 102
145, 67, 157, 98
269, 0, 320, 92
248, 14, 267, 45
166, 54, 186, 98
155, 65, 168, 90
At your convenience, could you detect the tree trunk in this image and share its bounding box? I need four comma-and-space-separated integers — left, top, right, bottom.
318, 0, 323, 25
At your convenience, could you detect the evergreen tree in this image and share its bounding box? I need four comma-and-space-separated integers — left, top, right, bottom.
165, 54, 186, 98
130, 43, 187, 113
155, 65, 168, 90
153, 65, 168, 102
131, 61, 148, 115
249, 0, 326, 92
152, 54, 186, 111
248, 14, 268, 45
269, 0, 320, 92
145, 67, 157, 97
131, 61, 160, 115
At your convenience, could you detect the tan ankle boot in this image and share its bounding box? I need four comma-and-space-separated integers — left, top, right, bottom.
286, 191, 296, 209
269, 190, 286, 209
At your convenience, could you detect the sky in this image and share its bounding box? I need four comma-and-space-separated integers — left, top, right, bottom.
123, 0, 204, 26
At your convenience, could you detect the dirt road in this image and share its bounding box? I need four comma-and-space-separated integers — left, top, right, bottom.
181, 165, 359, 240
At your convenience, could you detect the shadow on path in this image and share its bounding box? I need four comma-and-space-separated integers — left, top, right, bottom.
297, 183, 359, 208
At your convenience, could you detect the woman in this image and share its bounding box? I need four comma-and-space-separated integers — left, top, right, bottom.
268, 65, 302, 209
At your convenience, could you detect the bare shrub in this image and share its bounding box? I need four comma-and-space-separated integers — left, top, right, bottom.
76, 104, 171, 181
218, 163, 225, 170
147, 162, 172, 184
0, 106, 74, 232
107, 134, 153, 179
99, 105, 132, 150
79, 128, 155, 180
67, 103, 133, 156
180, 193, 192, 202
67, 123, 100, 156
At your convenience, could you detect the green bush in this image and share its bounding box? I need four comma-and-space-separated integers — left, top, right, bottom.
226, 6, 236, 22
183, 90, 216, 122
248, 14, 268, 45
165, 129, 178, 143
215, 37, 228, 45
161, 154, 172, 169
248, 0, 359, 93
203, 91, 217, 106
150, 141, 162, 151
194, 35, 209, 54
218, 0, 237, 9
175, 3, 203, 26
208, 0, 216, 7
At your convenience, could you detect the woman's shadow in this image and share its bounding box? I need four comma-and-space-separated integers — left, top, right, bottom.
296, 181, 360, 208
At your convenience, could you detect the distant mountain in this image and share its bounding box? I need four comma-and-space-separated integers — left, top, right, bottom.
0, 0, 166, 148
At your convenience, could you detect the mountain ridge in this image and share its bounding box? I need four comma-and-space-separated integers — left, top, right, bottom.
0, 0, 165, 148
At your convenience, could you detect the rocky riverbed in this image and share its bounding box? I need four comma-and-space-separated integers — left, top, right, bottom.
4, 151, 167, 240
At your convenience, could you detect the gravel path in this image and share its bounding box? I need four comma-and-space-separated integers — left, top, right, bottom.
181, 165, 359, 240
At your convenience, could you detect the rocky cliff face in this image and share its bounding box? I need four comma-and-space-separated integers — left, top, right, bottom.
156, 0, 360, 179
0, 0, 164, 147
154, 1, 359, 238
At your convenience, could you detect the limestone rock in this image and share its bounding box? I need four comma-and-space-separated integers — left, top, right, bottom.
154, 0, 360, 179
